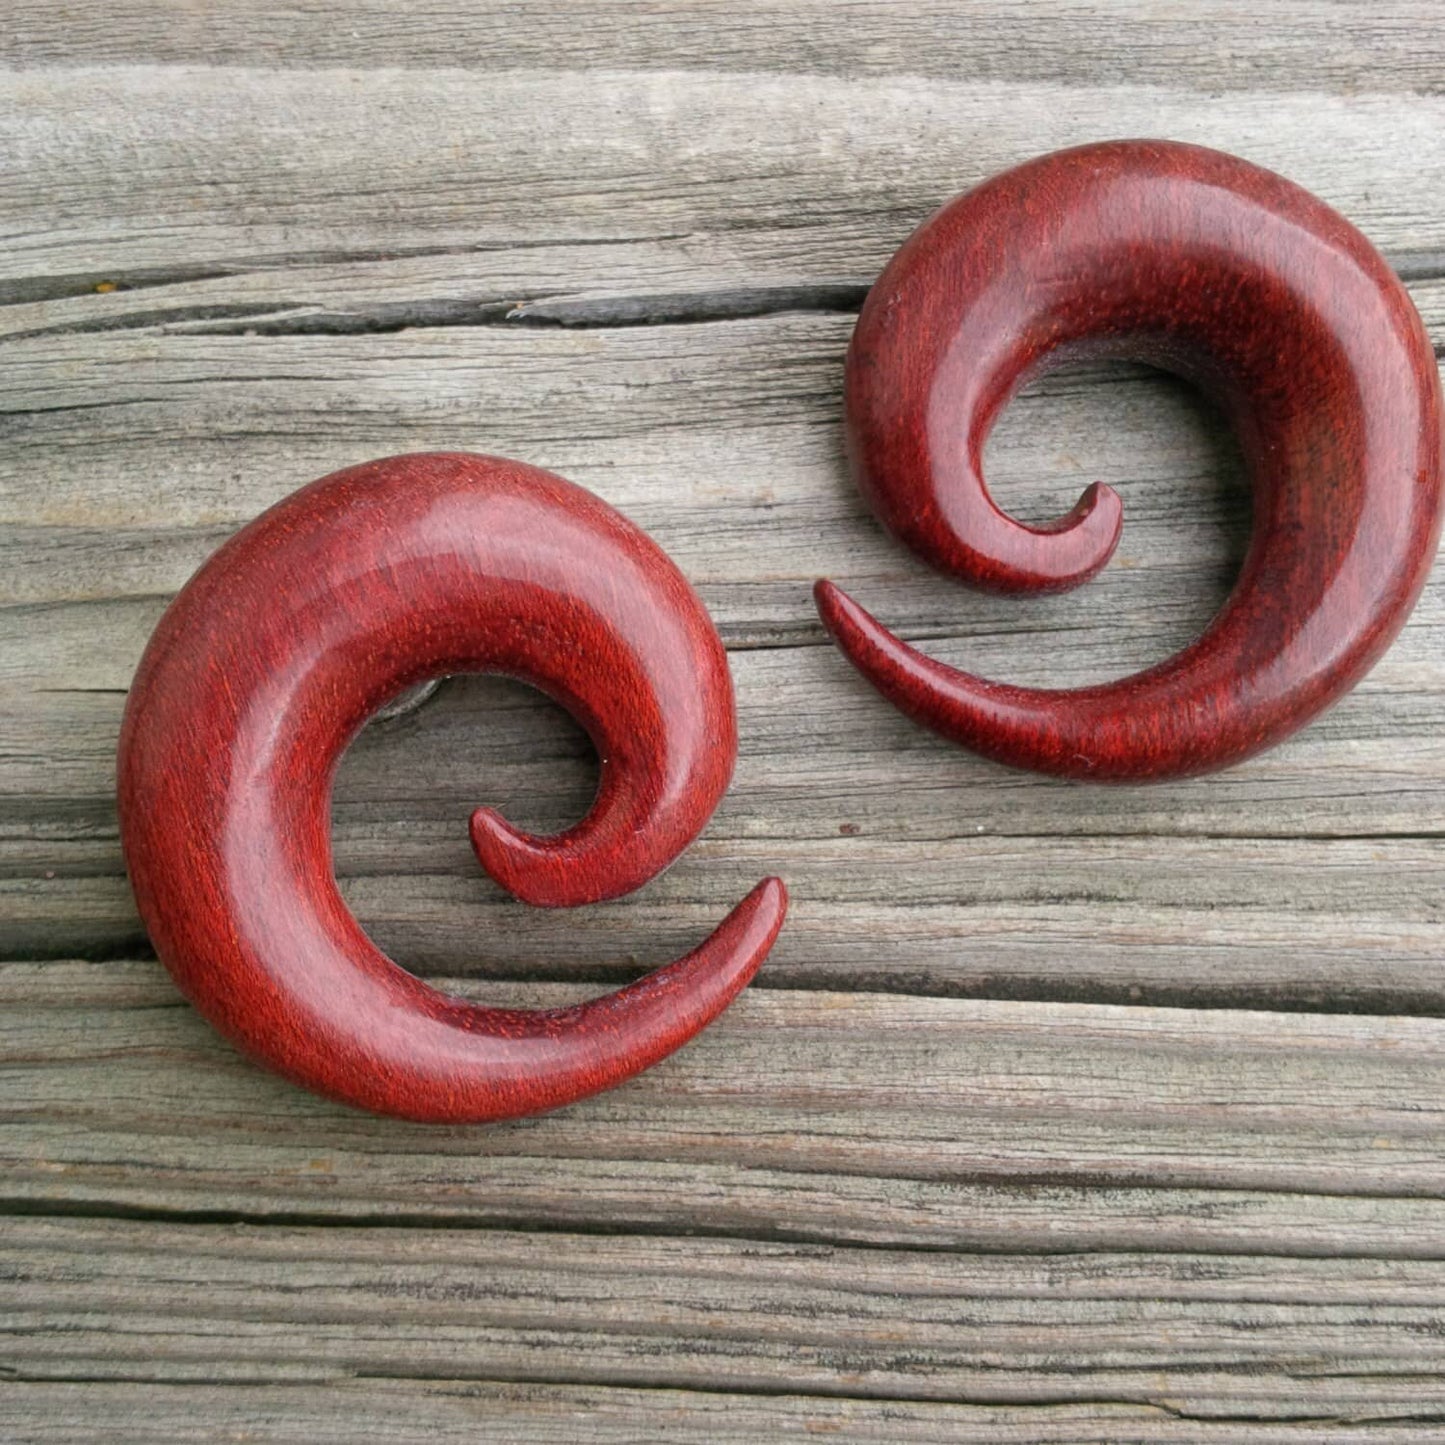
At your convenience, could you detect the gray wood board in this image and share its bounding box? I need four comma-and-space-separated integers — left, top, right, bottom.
6, 1383, 1441, 1445
5, 309, 1445, 1005
8, 962, 1445, 1232
7, 13, 1445, 1441
9, 1215, 1445, 1415
6, 0, 1445, 95
8, 966, 1445, 1434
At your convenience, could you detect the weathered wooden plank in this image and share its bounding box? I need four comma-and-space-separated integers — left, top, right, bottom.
0, 317, 1286, 645
6, 962, 1445, 1244
1, 220, 1439, 354
6, 831, 1445, 1011
5, 1381, 1437, 1445
4, 68, 1445, 292
9, 619, 1443, 839
1, 326, 1441, 741
8, 1215, 1445, 1423
8, 503, 1445, 1003
6, 328, 1445, 999
7, 0, 1445, 99
6, 313, 1441, 652
7, 9, 1445, 1441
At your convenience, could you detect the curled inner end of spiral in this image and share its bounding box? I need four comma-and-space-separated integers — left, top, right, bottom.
978, 478, 1124, 594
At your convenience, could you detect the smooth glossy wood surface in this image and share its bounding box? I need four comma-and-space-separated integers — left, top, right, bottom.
116, 452, 786, 1122
818, 139, 1445, 780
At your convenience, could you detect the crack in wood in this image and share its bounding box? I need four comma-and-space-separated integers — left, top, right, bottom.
7, 1194, 1445, 1260
2, 284, 872, 340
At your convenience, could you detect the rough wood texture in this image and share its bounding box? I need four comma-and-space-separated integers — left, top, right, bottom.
9, 0, 1445, 93
8, 1385, 1440, 1445
6, 4, 1445, 1439
11, 1217, 1445, 1410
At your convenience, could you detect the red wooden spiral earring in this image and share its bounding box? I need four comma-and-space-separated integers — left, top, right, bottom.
118, 452, 786, 1122
816, 139, 1444, 780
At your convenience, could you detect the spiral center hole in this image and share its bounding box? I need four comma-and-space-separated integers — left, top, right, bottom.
330, 675, 606, 984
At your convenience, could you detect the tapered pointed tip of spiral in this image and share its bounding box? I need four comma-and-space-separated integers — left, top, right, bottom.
700, 875, 789, 994
746, 875, 789, 928
472, 807, 763, 913
470, 804, 525, 887
711, 874, 789, 951
813, 577, 873, 644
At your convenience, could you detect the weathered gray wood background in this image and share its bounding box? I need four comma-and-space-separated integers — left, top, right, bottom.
5, 3, 1445, 1440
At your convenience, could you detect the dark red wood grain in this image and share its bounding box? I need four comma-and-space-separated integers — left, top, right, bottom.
118, 452, 786, 1122
817, 139, 1444, 780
